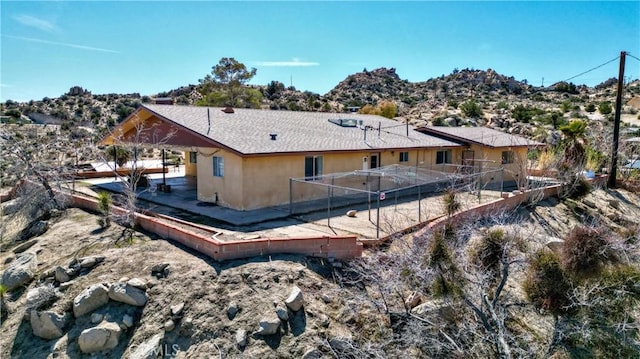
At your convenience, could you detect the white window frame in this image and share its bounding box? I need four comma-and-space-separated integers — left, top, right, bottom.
501, 151, 515, 164
399, 151, 409, 163
213, 156, 224, 177
304, 155, 323, 179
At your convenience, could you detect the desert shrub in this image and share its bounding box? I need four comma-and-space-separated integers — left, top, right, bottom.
97, 192, 112, 228
585, 103, 596, 113
460, 99, 483, 118
475, 229, 508, 273
428, 233, 461, 297
447, 99, 459, 109
598, 101, 612, 115
562, 226, 616, 279
567, 175, 592, 199
523, 250, 571, 315
442, 189, 460, 217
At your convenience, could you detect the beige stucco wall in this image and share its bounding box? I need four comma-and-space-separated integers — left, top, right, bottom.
458, 145, 529, 183
195, 149, 244, 209
184, 151, 197, 176
194, 148, 458, 210
191, 145, 530, 210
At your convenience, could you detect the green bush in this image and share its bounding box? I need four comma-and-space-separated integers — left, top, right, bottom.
598, 101, 613, 115
460, 100, 483, 118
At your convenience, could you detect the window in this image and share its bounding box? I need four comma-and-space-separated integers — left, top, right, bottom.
305, 156, 323, 178
189, 151, 197, 164
502, 151, 515, 164
436, 150, 452, 164
213, 156, 224, 177
399, 151, 409, 162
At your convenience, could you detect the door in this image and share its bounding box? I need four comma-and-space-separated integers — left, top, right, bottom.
370, 154, 379, 169
462, 150, 475, 173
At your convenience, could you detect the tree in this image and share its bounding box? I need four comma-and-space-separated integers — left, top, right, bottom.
198, 57, 259, 108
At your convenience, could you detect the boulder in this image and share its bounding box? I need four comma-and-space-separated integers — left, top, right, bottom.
171, 302, 185, 317
257, 315, 281, 335
79, 256, 105, 269
411, 300, 456, 322
24, 285, 58, 320
164, 319, 175, 332
329, 337, 352, 351
73, 284, 109, 317
122, 314, 134, 328
127, 278, 147, 289
54, 266, 71, 283
285, 286, 304, 312
129, 333, 164, 359
346, 210, 357, 217
276, 305, 289, 321
30, 310, 67, 340
546, 238, 564, 252
302, 348, 323, 359
21, 220, 48, 241
227, 302, 239, 320
1, 252, 37, 291
235, 329, 247, 347
13, 239, 38, 254
78, 321, 122, 354
91, 313, 104, 324
108, 282, 148, 306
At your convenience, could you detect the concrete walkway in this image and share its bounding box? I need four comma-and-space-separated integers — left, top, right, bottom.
83, 166, 291, 227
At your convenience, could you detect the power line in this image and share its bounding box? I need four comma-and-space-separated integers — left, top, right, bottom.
627, 53, 640, 63
561, 56, 620, 83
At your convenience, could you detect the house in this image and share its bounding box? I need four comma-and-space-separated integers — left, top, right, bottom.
415, 126, 545, 186
100, 104, 463, 210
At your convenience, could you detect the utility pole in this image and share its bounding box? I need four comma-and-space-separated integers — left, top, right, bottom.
608, 51, 626, 188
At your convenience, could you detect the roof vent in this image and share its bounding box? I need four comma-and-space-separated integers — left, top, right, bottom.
270, 133, 277, 141
222, 106, 234, 114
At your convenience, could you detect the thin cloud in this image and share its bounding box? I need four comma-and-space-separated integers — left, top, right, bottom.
255, 58, 319, 67
13, 15, 58, 33
3, 34, 119, 54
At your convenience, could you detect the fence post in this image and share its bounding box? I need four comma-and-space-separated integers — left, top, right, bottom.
289, 178, 293, 215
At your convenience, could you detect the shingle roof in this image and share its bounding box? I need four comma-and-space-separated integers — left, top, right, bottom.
418, 126, 545, 148
139, 104, 461, 155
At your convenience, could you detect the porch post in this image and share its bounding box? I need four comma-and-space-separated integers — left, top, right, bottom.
162, 148, 167, 186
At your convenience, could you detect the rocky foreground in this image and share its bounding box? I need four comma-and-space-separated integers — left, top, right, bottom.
1, 185, 639, 358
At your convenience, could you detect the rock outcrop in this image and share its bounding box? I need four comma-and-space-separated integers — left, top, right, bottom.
30, 310, 67, 340
1, 252, 37, 291
108, 282, 148, 306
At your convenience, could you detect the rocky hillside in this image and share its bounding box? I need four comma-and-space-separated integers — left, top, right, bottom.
1, 184, 639, 358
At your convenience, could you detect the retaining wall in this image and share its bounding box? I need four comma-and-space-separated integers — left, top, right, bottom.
69, 193, 362, 261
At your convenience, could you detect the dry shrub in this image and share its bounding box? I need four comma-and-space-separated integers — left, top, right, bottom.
523, 249, 571, 315
562, 226, 616, 279
475, 229, 507, 273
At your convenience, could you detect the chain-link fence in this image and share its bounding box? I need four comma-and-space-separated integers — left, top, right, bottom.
289, 164, 505, 238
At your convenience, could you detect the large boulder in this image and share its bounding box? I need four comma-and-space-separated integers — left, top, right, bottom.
24, 285, 58, 320
30, 310, 67, 340
78, 321, 122, 354
73, 284, 109, 317
1, 252, 37, 291
284, 286, 304, 312
108, 282, 148, 306
21, 220, 49, 241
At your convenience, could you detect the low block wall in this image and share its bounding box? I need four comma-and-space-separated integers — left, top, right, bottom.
69, 193, 362, 261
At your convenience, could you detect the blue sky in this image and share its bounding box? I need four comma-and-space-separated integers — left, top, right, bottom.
1, 1, 639, 102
